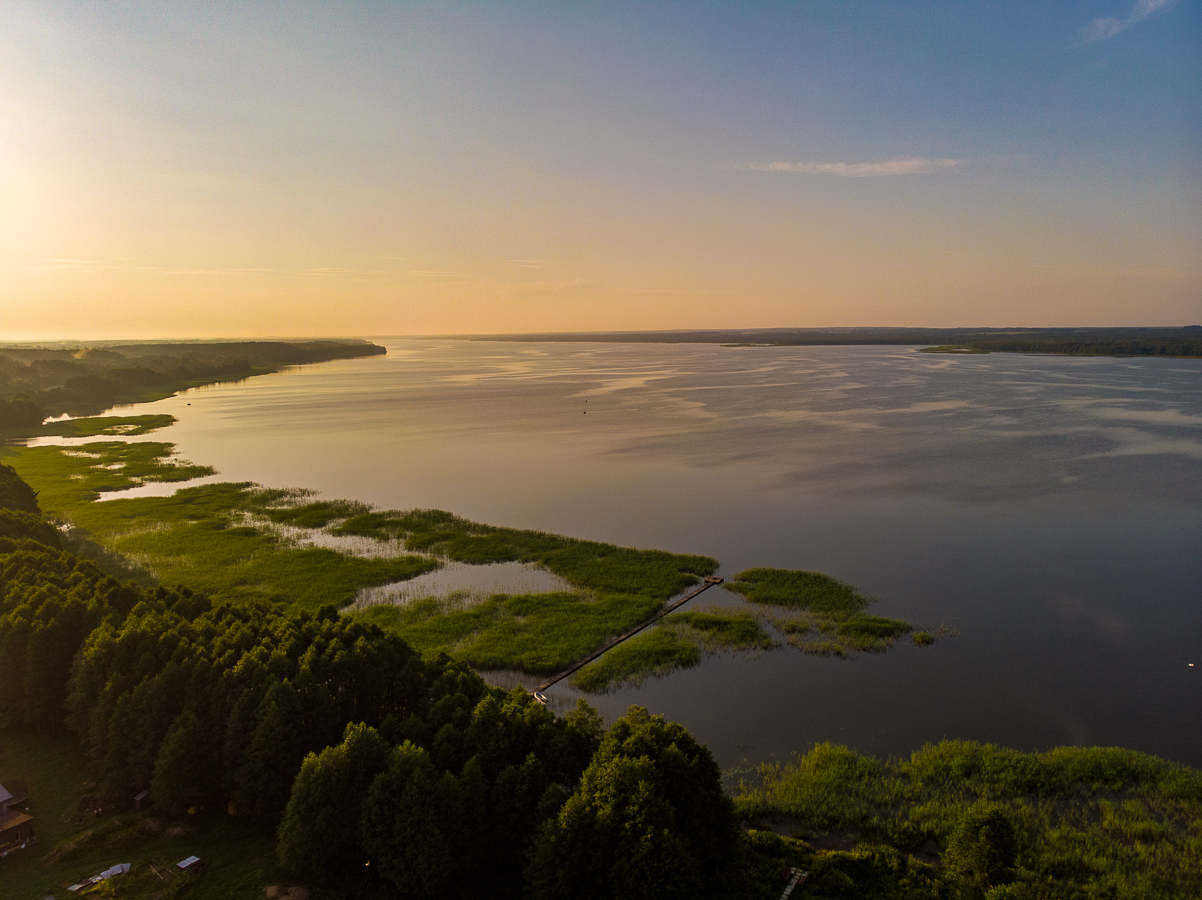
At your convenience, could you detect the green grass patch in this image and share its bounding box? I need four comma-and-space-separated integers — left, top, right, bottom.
262, 498, 370, 528
671, 609, 777, 650
734, 740, 1202, 897
0, 442, 214, 511
725, 567, 868, 614
837, 614, 912, 651
354, 589, 665, 674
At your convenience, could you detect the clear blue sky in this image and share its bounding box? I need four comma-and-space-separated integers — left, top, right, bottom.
1, 1, 1199, 337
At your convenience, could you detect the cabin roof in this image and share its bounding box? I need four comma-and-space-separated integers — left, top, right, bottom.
0, 810, 33, 832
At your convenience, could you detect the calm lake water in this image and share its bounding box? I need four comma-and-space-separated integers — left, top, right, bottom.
107, 340, 1202, 770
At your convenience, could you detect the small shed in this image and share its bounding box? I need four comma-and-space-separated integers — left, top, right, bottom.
133, 790, 150, 810
177, 855, 204, 874
0, 810, 36, 855
0, 784, 35, 856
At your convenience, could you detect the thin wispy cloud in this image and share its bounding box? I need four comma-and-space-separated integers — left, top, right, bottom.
1078, 0, 1176, 44
750, 156, 960, 177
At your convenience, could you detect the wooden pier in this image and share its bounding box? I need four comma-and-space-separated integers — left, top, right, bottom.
532, 574, 724, 700
779, 868, 808, 899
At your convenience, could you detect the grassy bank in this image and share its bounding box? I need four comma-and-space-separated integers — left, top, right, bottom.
734, 740, 1202, 897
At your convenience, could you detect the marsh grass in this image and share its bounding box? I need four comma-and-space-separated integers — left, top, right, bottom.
725, 567, 868, 614
2, 443, 214, 512
734, 740, 1202, 897
570, 607, 777, 691
335, 508, 717, 598
0, 445, 435, 608
352, 589, 664, 674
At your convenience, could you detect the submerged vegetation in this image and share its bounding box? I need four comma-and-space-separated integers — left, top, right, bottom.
727, 567, 927, 657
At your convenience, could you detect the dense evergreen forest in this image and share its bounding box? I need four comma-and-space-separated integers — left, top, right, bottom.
0, 340, 385, 429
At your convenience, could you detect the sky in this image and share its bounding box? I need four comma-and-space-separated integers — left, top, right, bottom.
1, 1, 1199, 339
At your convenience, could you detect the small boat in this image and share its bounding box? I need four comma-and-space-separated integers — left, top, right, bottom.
533, 691, 548, 705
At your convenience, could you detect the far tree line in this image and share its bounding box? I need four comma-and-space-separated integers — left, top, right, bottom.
0, 340, 385, 428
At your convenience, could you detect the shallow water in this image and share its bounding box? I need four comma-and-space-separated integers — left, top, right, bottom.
97, 340, 1202, 769
352, 560, 573, 609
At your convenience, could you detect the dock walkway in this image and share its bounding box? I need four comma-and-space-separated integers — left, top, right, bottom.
532, 575, 724, 698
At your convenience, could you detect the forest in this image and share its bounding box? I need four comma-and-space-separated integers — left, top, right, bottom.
0, 340, 385, 429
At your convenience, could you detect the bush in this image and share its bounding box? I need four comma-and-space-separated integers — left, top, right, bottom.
944, 806, 1018, 898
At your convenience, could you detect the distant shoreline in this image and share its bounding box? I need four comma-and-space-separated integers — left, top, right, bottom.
419, 326, 1202, 358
